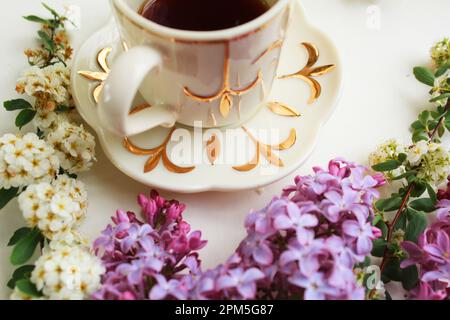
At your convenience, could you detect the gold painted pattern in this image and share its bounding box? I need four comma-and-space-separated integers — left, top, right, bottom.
123, 128, 195, 174
279, 42, 335, 104
267, 102, 300, 117
206, 134, 221, 165
78, 47, 112, 103
184, 43, 262, 118
252, 39, 284, 65
233, 127, 297, 172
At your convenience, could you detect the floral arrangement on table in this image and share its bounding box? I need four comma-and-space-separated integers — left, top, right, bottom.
1, 4, 102, 300
1, 5, 449, 300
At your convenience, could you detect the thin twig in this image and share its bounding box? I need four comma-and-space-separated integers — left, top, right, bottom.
429, 100, 450, 140
379, 183, 415, 273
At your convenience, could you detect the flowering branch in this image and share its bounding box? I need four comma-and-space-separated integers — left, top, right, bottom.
379, 100, 449, 273
370, 38, 450, 298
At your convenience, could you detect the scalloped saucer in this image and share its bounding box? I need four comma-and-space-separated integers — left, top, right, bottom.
71, 1, 342, 193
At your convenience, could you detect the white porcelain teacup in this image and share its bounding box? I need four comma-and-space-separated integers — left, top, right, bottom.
100, 0, 292, 136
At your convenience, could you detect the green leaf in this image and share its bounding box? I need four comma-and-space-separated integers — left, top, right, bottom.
438, 123, 445, 138
10, 228, 43, 266
426, 183, 437, 204
6, 278, 16, 290
394, 211, 407, 230
15, 279, 43, 298
36, 128, 44, 139
42, 3, 60, 17
55, 104, 72, 112
23, 15, 53, 26
401, 265, 419, 291
8, 227, 32, 246
435, 61, 450, 77
431, 110, 441, 119
37, 30, 55, 52
409, 198, 435, 213
371, 239, 387, 257
7, 265, 35, 289
397, 153, 407, 163
412, 130, 429, 143
411, 182, 427, 198
405, 208, 427, 243
413, 66, 435, 86
372, 214, 382, 226
0, 187, 19, 210
445, 118, 450, 132
12, 265, 34, 280
418, 110, 430, 126
411, 120, 425, 130
376, 220, 388, 238
391, 171, 416, 181
15, 109, 37, 129
375, 196, 402, 212
3, 99, 32, 111
371, 160, 402, 172
382, 258, 402, 282
430, 93, 450, 103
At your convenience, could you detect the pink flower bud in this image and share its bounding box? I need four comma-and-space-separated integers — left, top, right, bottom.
372, 226, 382, 239
372, 173, 387, 188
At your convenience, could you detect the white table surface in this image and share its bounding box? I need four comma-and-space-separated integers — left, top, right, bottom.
1, 0, 449, 300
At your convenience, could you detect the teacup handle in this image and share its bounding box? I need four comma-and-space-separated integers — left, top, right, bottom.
98, 46, 178, 137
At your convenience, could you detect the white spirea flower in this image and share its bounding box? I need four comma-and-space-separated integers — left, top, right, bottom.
0, 133, 59, 189
46, 121, 96, 173
31, 243, 105, 300
407, 141, 450, 186
18, 175, 87, 239
369, 139, 406, 180
407, 140, 429, 166
34, 110, 69, 133
16, 63, 71, 104
50, 229, 88, 247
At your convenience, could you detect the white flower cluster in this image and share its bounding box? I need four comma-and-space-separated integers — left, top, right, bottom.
369, 139, 406, 180
431, 38, 450, 68
47, 121, 96, 173
18, 175, 87, 239
30, 242, 104, 300
34, 109, 69, 133
0, 133, 59, 189
16, 63, 71, 104
407, 140, 450, 186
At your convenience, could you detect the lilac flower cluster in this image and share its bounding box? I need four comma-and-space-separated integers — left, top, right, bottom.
93, 159, 384, 300
92, 191, 207, 300
231, 158, 383, 299
401, 176, 450, 300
